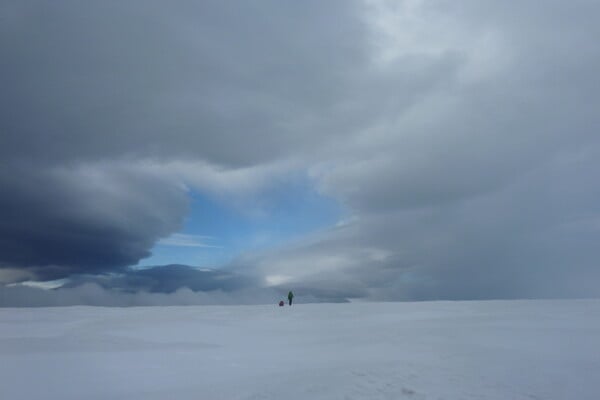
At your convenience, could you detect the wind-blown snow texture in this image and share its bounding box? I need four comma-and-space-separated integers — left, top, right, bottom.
1, 300, 599, 399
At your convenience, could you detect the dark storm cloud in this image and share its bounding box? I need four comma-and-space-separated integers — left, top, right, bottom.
0, 161, 188, 281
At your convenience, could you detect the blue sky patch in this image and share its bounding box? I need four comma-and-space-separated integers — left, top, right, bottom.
136, 175, 341, 268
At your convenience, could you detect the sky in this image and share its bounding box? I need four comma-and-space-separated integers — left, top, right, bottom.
1, 0, 600, 305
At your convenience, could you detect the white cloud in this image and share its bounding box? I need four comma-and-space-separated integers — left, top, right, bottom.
157, 234, 221, 248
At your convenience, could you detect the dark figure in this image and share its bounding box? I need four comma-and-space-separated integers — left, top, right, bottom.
288, 291, 294, 306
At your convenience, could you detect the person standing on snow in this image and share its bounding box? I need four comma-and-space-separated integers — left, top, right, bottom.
288, 291, 294, 306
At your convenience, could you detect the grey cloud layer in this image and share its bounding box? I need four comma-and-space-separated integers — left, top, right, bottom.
1, 0, 366, 165
1, 0, 600, 301
237, 0, 600, 300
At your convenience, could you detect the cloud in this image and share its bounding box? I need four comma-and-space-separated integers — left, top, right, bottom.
230, 0, 600, 301
0, 0, 368, 166
0, 0, 366, 281
0, 283, 280, 307
157, 234, 221, 248
0, 161, 189, 281
1, 0, 599, 301
250, 149, 600, 301
62, 264, 258, 293
0, 265, 336, 307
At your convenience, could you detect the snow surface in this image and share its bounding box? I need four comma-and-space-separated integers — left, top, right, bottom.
1, 299, 599, 399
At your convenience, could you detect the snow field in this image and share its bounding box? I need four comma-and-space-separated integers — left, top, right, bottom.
1, 299, 599, 399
